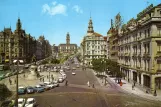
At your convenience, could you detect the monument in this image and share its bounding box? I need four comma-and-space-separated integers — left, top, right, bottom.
27, 65, 40, 80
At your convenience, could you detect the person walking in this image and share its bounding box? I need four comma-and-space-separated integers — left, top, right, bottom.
43, 78, 44, 82
87, 81, 90, 87
65, 80, 68, 86
9, 78, 12, 85
92, 83, 95, 88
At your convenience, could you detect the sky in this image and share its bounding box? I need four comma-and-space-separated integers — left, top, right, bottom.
0, 0, 160, 46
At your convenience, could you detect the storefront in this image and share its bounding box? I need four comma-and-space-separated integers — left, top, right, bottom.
155, 77, 161, 90
143, 75, 150, 88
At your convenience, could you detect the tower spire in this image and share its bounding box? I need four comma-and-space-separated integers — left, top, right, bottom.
87, 17, 94, 33
16, 17, 22, 30
66, 32, 70, 44
111, 19, 113, 28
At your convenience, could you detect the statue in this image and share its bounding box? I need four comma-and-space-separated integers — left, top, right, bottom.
27, 65, 40, 80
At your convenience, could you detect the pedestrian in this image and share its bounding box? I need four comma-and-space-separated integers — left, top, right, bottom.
92, 83, 95, 88
43, 78, 44, 82
15, 79, 16, 84
154, 90, 157, 96
47, 75, 48, 79
9, 78, 12, 85
132, 85, 134, 90
23, 74, 25, 78
134, 81, 136, 86
65, 80, 68, 86
87, 81, 90, 87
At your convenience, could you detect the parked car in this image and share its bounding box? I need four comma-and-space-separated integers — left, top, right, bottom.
34, 85, 44, 93
58, 78, 63, 83
51, 80, 59, 87
44, 82, 55, 88
26, 86, 35, 94
39, 84, 50, 90
72, 67, 76, 70
18, 86, 26, 95
72, 72, 76, 75
18, 98, 26, 107
24, 98, 37, 107
1, 100, 15, 107
76, 65, 80, 68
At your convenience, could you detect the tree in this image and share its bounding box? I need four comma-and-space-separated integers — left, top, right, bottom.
0, 84, 12, 101
91, 58, 104, 75
31, 55, 37, 65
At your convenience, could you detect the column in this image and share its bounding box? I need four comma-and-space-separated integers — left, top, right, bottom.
137, 72, 139, 83
141, 73, 144, 86
151, 75, 155, 93
131, 71, 133, 81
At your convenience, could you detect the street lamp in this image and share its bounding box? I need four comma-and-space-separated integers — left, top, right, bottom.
13, 59, 24, 107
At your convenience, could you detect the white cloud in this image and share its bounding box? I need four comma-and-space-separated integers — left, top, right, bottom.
42, 2, 67, 16
72, 5, 83, 14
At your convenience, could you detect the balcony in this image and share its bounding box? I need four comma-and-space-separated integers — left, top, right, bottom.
157, 69, 161, 74
132, 53, 137, 58
125, 53, 130, 57
137, 53, 141, 57
136, 66, 141, 70
155, 51, 161, 59
143, 52, 150, 59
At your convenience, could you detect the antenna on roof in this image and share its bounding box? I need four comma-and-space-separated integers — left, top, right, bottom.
90, 11, 91, 18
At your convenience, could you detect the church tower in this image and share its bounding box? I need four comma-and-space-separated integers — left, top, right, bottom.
87, 17, 94, 33
66, 32, 70, 44
16, 17, 22, 31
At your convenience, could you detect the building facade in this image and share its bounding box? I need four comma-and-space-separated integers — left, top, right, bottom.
118, 4, 161, 92
52, 44, 58, 58
81, 17, 107, 66
0, 18, 52, 64
58, 32, 77, 54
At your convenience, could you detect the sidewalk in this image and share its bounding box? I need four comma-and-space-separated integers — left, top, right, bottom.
90, 69, 161, 101
91, 69, 110, 88
107, 75, 161, 101
0, 71, 61, 91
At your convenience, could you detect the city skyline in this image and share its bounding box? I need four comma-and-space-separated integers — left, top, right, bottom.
0, 0, 160, 46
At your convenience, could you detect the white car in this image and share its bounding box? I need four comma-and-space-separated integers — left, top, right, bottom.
72, 72, 76, 75
60, 69, 64, 72
18, 98, 26, 107
58, 77, 63, 83
44, 82, 55, 88
24, 98, 37, 107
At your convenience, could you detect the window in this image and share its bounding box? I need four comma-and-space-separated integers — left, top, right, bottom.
140, 32, 141, 37
158, 27, 161, 36
147, 29, 150, 37
157, 43, 161, 52
157, 60, 161, 70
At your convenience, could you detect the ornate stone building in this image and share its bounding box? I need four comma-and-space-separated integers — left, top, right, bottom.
0, 18, 52, 64
118, 4, 161, 92
81, 17, 107, 66
58, 32, 77, 54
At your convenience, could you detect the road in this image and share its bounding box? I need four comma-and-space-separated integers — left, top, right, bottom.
6, 57, 161, 107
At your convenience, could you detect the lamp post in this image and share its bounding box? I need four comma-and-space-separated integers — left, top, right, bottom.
13, 59, 23, 107
82, 38, 85, 71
